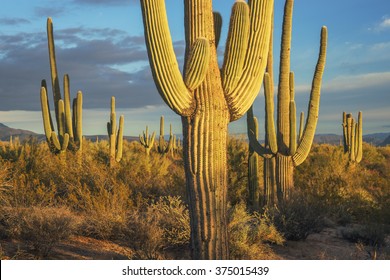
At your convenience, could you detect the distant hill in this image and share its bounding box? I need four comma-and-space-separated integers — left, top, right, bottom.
0, 123, 42, 141
314, 133, 390, 146
379, 135, 390, 146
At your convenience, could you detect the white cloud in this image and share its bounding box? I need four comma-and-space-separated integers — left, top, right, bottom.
379, 17, 390, 29
323, 71, 390, 92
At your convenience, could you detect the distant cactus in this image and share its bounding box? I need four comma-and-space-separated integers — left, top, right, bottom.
107, 96, 124, 167
247, 0, 327, 204
139, 126, 155, 156
40, 18, 83, 155
342, 112, 363, 163
156, 116, 173, 156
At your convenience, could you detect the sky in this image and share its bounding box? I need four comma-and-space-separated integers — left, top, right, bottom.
0, 0, 389, 137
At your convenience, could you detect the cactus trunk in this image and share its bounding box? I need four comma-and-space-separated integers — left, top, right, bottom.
182, 99, 229, 259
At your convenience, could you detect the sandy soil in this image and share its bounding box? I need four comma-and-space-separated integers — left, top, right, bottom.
1, 226, 389, 260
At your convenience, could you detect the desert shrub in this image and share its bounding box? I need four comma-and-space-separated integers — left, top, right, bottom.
265, 193, 326, 241
125, 196, 190, 259
341, 223, 388, 248
7, 207, 79, 258
228, 202, 284, 260
227, 136, 250, 206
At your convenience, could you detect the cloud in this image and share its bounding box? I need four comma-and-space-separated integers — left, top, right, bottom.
379, 17, 390, 29
0, 17, 31, 26
0, 25, 166, 112
71, 0, 137, 6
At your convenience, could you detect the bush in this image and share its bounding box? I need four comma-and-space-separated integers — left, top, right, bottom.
228, 202, 284, 260
8, 207, 79, 258
125, 196, 190, 259
265, 194, 326, 241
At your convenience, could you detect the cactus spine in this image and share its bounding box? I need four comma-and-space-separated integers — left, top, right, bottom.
40, 18, 83, 155
140, 0, 273, 259
342, 112, 363, 163
139, 126, 155, 156
107, 96, 124, 167
247, 0, 327, 204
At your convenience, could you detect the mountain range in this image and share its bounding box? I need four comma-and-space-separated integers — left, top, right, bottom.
0, 123, 389, 146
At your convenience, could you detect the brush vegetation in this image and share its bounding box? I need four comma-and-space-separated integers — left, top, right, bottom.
0, 137, 389, 259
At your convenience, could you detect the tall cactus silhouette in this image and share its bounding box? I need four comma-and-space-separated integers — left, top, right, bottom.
140, 0, 273, 259
247, 0, 327, 204
40, 18, 83, 155
342, 112, 363, 163
107, 96, 124, 167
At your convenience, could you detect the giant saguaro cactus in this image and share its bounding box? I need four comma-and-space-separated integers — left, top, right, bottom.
107, 96, 124, 167
342, 111, 363, 163
40, 18, 83, 155
140, 0, 273, 259
247, 0, 327, 203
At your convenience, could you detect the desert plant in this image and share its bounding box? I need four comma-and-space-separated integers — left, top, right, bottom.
140, 0, 273, 259
247, 0, 327, 205
107, 96, 124, 167
156, 116, 173, 156
342, 111, 363, 163
139, 125, 155, 156
228, 202, 284, 259
13, 207, 79, 258
40, 18, 83, 155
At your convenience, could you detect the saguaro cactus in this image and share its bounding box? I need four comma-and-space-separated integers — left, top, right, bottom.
247, 0, 327, 203
139, 126, 155, 156
107, 96, 124, 167
342, 111, 363, 163
140, 0, 273, 259
156, 116, 173, 156
40, 18, 83, 155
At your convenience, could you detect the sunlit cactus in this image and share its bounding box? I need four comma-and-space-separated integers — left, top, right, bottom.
40, 18, 83, 155
140, 0, 273, 259
107, 96, 124, 167
247, 0, 327, 204
342, 111, 363, 163
139, 125, 155, 156
156, 116, 173, 156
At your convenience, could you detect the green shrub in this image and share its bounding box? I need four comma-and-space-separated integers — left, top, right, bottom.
228, 202, 284, 260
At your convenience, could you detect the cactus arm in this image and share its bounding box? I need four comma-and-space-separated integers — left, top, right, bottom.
289, 72, 297, 155
51, 132, 61, 151
58, 99, 65, 139
40, 86, 54, 143
47, 18, 62, 130
116, 115, 124, 162
292, 26, 327, 166
247, 106, 273, 157
342, 112, 348, 152
299, 111, 304, 142
264, 73, 278, 154
63, 74, 74, 139
225, 0, 274, 121
350, 120, 356, 162
221, 1, 250, 94
277, 0, 294, 153
184, 38, 210, 91
213, 12, 222, 48
74, 91, 83, 147
140, 0, 196, 116
355, 111, 363, 163
61, 133, 69, 151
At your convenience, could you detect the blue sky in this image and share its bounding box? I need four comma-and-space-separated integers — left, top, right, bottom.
0, 0, 389, 137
